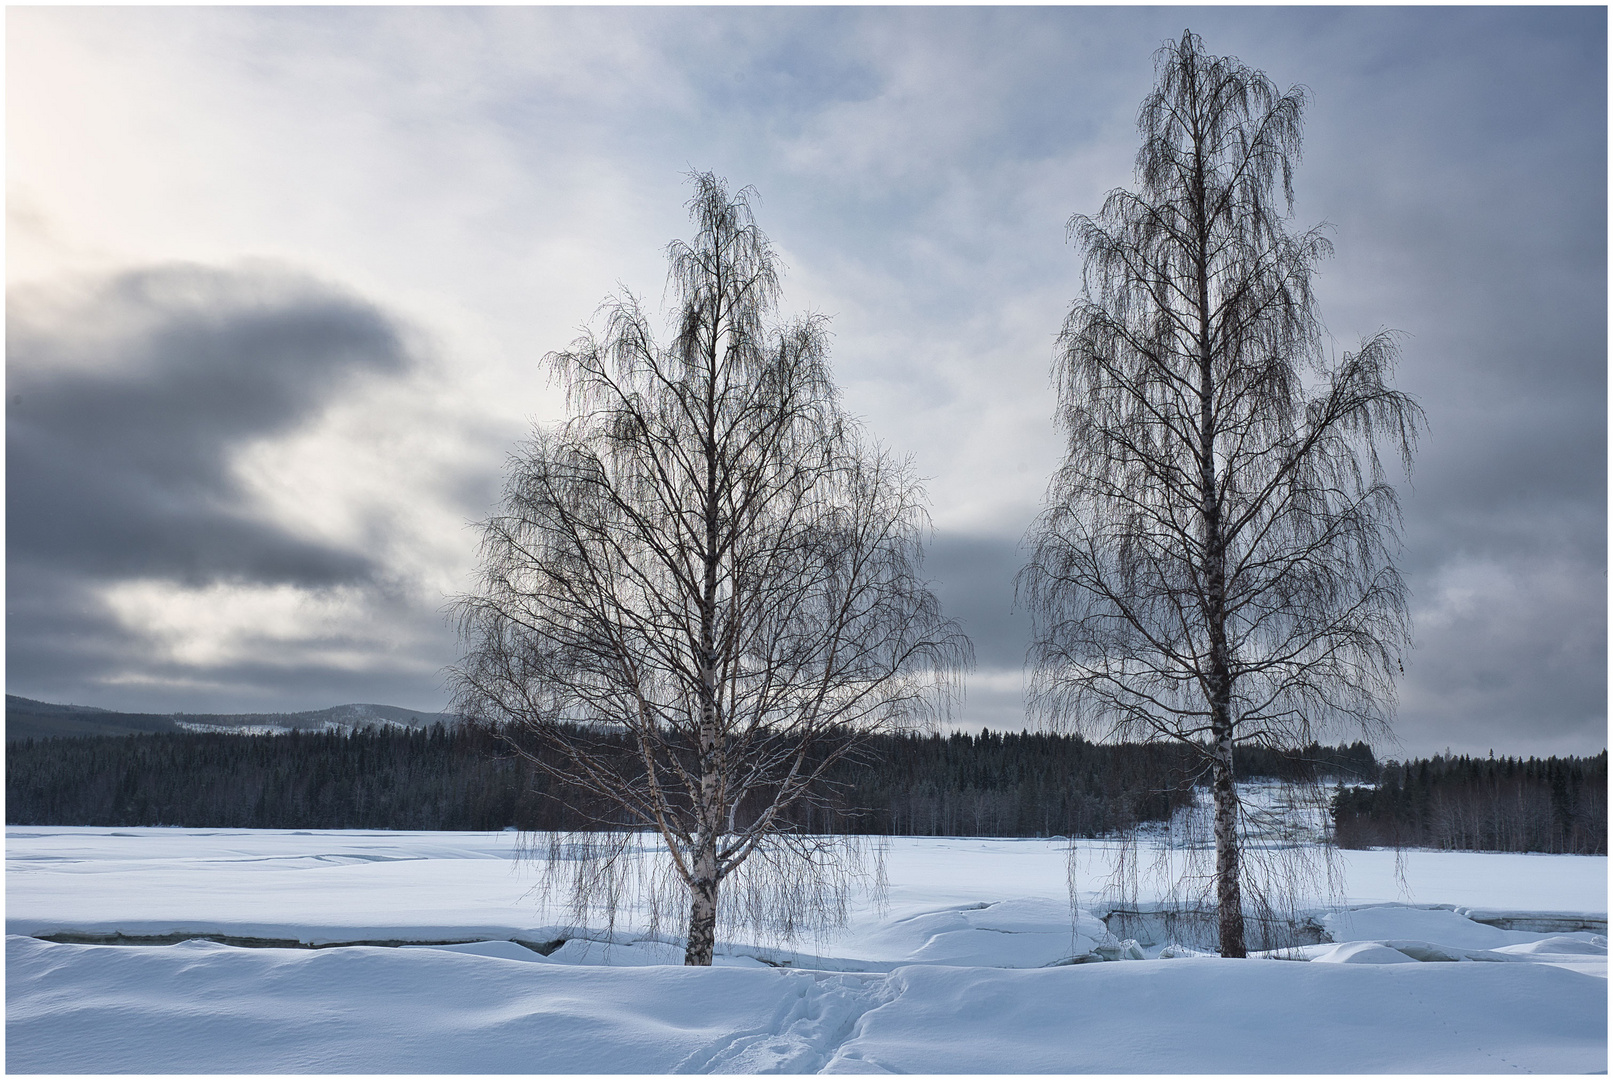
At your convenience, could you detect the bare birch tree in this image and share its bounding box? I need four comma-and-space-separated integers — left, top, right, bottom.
451, 172, 970, 966
1021, 32, 1421, 957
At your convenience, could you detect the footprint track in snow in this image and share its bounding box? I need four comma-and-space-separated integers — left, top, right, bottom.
677, 971, 900, 1074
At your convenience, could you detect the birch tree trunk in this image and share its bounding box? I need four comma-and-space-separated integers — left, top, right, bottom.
1211, 725, 1246, 957
684, 834, 719, 966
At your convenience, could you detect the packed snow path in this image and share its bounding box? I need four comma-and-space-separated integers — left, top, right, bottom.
6, 828, 1607, 1072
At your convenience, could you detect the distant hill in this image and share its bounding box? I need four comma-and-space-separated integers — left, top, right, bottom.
5, 698, 181, 740
5, 696, 457, 742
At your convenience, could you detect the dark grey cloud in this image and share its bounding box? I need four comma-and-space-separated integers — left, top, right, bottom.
924, 532, 1030, 674
923, 532, 1035, 735
5, 570, 127, 691
1279, 8, 1606, 758
1394, 549, 1605, 760
6, 263, 434, 708
7, 263, 411, 587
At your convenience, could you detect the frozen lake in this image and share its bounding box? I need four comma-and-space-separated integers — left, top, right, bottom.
7, 827, 1607, 1072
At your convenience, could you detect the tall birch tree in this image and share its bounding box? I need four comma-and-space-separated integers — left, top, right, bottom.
452, 172, 969, 965
1021, 32, 1421, 957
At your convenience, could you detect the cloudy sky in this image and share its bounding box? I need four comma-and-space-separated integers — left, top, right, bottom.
7, 6, 1605, 758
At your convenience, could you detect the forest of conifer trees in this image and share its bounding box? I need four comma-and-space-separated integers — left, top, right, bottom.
8, 726, 1601, 853
8, 725, 1375, 838
1331, 752, 1606, 854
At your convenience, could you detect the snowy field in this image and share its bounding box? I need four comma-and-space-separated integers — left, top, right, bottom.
6, 826, 1606, 1073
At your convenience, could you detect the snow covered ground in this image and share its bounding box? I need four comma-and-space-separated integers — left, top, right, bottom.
7, 827, 1606, 1072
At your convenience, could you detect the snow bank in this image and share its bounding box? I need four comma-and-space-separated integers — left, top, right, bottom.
1306, 940, 1419, 964
1325, 904, 1558, 949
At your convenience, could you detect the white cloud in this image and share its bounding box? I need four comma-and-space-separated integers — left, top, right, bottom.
101, 580, 386, 673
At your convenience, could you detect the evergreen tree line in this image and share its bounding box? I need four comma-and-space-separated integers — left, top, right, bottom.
17, 725, 1602, 854
1331, 752, 1607, 855
782, 732, 1377, 838
7, 725, 1376, 837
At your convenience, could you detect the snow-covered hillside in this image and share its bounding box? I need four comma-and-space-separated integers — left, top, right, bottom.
173, 702, 454, 735
6, 828, 1606, 1072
